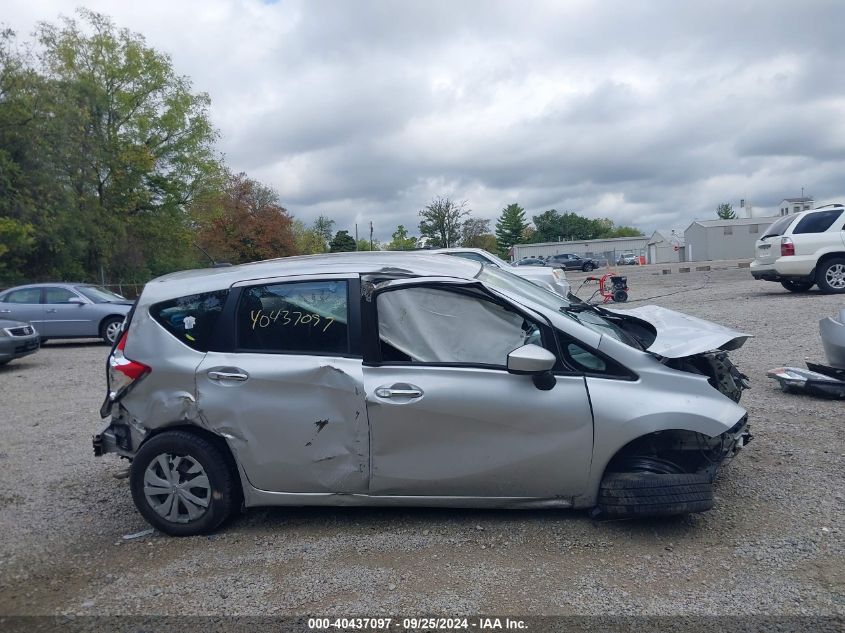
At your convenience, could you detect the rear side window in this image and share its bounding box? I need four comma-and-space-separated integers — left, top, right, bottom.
761, 215, 796, 238
2, 288, 41, 303
44, 287, 79, 303
150, 290, 228, 352
236, 280, 349, 355
792, 209, 843, 234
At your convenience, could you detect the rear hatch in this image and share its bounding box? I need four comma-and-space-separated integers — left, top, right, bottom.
755, 215, 796, 265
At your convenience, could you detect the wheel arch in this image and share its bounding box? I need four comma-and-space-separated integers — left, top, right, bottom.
98, 313, 127, 333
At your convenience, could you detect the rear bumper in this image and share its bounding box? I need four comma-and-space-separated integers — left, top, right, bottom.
92, 418, 137, 458
750, 260, 815, 282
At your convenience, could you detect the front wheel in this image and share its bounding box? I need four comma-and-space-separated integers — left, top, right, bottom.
100, 316, 124, 344
582, 263, 594, 272
129, 431, 238, 536
816, 258, 845, 294
780, 280, 814, 293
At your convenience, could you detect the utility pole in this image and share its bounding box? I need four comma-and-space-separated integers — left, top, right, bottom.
369, 221, 374, 251
355, 224, 358, 251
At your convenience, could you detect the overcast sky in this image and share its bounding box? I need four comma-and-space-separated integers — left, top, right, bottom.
5, 1, 845, 241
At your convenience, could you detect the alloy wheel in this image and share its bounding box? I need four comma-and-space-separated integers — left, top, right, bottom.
105, 320, 123, 343
825, 264, 845, 290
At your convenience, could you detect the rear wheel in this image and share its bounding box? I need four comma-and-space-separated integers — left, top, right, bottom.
780, 280, 814, 293
597, 472, 714, 518
612, 289, 628, 302
582, 263, 594, 272
816, 258, 845, 294
129, 431, 237, 536
100, 316, 124, 344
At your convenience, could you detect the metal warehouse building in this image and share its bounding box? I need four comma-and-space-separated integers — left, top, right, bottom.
647, 230, 684, 264
683, 216, 779, 262
512, 236, 649, 264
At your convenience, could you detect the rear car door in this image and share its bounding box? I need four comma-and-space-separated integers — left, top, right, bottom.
789, 209, 845, 257
40, 287, 96, 337
360, 279, 594, 499
0, 288, 44, 330
195, 275, 369, 494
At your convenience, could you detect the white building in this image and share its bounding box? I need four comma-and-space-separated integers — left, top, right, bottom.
778, 197, 814, 216
683, 216, 779, 262
647, 230, 684, 264
512, 236, 649, 263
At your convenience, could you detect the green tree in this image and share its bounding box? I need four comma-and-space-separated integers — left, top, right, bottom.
716, 203, 736, 219
312, 215, 335, 252
329, 230, 356, 252
290, 220, 324, 255
495, 203, 528, 255
419, 196, 469, 248
356, 238, 381, 251
387, 224, 417, 251
34, 9, 221, 280
0, 217, 35, 281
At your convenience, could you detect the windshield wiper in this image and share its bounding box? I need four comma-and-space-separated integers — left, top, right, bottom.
560, 303, 602, 314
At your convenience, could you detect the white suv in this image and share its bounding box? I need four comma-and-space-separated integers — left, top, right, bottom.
750, 205, 845, 293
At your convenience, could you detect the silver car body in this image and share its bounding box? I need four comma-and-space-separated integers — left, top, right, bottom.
428, 248, 572, 298
96, 252, 750, 511
0, 283, 132, 342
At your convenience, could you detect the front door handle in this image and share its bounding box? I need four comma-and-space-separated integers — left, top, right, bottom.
0, 309, 10, 314
46, 309, 57, 313
374, 385, 423, 399
207, 370, 249, 381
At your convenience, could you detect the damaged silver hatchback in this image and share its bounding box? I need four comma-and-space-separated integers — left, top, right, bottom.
95, 253, 752, 535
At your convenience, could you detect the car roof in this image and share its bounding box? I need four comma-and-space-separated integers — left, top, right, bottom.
0, 282, 91, 294
141, 252, 483, 302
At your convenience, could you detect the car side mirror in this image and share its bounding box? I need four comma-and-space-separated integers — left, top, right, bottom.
507, 344, 557, 390
68, 297, 85, 305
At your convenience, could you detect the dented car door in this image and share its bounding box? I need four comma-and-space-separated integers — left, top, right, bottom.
195, 275, 369, 494
360, 280, 594, 499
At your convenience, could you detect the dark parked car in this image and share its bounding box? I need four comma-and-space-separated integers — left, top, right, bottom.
0, 283, 133, 344
0, 319, 40, 365
547, 253, 600, 272
514, 257, 547, 267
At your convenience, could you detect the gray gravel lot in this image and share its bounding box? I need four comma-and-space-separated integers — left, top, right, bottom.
0, 265, 843, 616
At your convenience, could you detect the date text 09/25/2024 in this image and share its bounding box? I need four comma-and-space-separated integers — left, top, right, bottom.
308, 618, 528, 630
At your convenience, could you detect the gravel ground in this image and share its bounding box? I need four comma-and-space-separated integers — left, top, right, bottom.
0, 265, 843, 617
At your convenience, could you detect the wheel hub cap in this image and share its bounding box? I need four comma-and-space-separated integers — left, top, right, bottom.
143, 454, 211, 523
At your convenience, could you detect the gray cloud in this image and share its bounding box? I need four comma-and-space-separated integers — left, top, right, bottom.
5, 0, 845, 241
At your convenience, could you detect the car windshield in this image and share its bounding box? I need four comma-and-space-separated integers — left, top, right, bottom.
761, 215, 796, 239
76, 285, 126, 303
476, 266, 640, 348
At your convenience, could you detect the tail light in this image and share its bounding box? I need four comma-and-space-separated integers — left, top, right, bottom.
781, 237, 795, 257
108, 330, 150, 401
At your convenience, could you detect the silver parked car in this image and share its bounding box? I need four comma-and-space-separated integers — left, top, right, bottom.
428, 248, 571, 297
0, 283, 133, 344
0, 319, 40, 365
94, 252, 751, 536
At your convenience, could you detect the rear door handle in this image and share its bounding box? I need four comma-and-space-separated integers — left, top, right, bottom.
374, 385, 423, 399
46, 309, 57, 313
0, 309, 10, 314
207, 370, 249, 381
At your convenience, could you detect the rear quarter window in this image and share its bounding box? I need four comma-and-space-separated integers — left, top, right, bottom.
761, 215, 797, 238
150, 290, 228, 351
791, 209, 843, 234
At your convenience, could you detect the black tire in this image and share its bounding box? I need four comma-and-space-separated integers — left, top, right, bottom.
597, 472, 714, 518
816, 258, 845, 294
780, 280, 814, 293
582, 263, 594, 272
129, 430, 238, 536
99, 316, 124, 344
612, 289, 628, 302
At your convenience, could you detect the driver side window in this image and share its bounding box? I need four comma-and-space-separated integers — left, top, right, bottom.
375, 287, 543, 366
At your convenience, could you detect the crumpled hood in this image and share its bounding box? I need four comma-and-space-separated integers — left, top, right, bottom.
606, 305, 751, 358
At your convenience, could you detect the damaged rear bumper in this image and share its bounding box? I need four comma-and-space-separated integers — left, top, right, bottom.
93, 413, 139, 459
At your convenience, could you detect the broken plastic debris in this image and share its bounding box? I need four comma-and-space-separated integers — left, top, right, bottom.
122, 528, 155, 540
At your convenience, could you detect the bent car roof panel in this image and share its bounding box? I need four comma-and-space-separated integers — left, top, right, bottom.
143, 252, 483, 301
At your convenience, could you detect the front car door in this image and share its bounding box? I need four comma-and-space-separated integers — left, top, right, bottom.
195, 275, 369, 494
41, 287, 96, 337
360, 279, 594, 500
